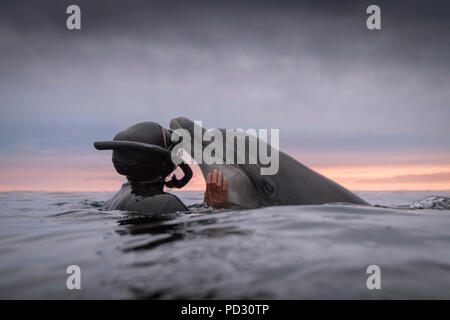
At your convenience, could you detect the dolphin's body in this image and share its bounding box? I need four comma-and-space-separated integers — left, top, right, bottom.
170, 117, 368, 209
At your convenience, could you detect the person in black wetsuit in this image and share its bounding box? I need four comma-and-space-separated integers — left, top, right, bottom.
94, 122, 228, 214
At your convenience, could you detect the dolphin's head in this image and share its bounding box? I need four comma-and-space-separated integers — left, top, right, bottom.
169, 116, 279, 209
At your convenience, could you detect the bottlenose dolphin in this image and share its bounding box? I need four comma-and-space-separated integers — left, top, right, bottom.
170, 116, 369, 209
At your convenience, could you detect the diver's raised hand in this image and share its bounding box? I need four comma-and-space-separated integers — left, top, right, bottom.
204, 169, 228, 208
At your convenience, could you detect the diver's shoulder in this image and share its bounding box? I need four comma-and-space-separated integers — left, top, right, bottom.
105, 187, 187, 214
130, 192, 187, 214
153, 192, 188, 212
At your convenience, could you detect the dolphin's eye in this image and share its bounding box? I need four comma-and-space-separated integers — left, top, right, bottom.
259, 177, 276, 197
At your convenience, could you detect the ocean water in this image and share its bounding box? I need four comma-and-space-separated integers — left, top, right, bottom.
0, 190, 450, 299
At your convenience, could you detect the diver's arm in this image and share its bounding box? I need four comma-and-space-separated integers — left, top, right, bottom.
204, 169, 228, 209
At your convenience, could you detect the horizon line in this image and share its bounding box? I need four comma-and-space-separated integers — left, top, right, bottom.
1, 188, 450, 193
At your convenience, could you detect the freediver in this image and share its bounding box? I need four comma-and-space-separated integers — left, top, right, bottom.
93, 122, 228, 214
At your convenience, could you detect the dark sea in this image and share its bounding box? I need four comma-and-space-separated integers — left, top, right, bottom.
0, 190, 449, 299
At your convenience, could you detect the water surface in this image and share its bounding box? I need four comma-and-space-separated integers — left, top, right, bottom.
0, 190, 449, 299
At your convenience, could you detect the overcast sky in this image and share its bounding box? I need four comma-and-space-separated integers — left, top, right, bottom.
0, 0, 449, 190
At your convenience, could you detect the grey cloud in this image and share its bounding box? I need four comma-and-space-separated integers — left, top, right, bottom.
0, 0, 448, 156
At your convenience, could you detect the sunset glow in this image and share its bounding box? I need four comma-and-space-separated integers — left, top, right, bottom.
1, 152, 449, 192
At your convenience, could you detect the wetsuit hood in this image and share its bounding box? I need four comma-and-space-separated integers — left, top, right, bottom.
94, 122, 192, 189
